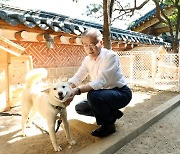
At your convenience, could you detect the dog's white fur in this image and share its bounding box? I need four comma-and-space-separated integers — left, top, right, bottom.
21, 68, 76, 151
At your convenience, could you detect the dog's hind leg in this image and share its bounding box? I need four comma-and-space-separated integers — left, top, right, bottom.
21, 101, 32, 137
26, 107, 36, 127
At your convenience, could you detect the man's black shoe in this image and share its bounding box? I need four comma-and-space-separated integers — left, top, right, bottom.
111, 110, 124, 124
113, 110, 124, 119
91, 124, 115, 137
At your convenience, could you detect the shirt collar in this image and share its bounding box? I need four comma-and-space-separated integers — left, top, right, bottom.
97, 48, 106, 60
90, 48, 105, 61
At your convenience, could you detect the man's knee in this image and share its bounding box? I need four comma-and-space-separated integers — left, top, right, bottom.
87, 90, 99, 104
75, 101, 89, 114
75, 101, 94, 116
75, 103, 83, 114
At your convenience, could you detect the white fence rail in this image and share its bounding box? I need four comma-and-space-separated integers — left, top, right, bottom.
118, 51, 180, 92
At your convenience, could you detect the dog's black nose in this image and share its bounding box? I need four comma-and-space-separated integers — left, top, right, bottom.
58, 92, 63, 97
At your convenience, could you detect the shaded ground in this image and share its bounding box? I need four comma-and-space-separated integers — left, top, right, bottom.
0, 86, 179, 154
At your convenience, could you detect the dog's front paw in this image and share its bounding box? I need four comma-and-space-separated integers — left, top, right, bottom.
54, 145, 62, 151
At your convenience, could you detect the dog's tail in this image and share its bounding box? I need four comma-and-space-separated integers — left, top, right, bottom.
25, 68, 48, 88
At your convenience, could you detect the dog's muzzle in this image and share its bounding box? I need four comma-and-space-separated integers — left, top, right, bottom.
58, 92, 64, 100
55, 91, 69, 101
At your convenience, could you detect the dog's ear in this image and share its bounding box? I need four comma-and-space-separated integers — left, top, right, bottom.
41, 88, 50, 93
41, 86, 51, 93
67, 82, 73, 89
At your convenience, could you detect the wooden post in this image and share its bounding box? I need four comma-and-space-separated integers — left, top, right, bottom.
6, 52, 11, 111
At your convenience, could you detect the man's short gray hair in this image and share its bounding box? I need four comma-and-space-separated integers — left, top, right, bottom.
81, 28, 103, 41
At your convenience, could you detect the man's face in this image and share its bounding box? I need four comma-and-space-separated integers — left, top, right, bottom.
82, 36, 102, 60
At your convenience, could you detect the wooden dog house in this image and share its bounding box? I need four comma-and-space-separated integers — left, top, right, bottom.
0, 36, 32, 111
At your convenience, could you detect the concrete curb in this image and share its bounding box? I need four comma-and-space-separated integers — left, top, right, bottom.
77, 94, 180, 154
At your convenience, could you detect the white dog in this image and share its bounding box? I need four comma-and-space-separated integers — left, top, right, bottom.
21, 68, 76, 151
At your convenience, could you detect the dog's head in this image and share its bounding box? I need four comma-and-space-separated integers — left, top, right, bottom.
43, 81, 72, 108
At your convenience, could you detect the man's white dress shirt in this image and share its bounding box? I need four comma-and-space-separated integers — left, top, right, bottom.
68, 48, 127, 90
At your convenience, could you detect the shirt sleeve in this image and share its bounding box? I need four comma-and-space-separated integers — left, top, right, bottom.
89, 53, 120, 90
68, 58, 89, 86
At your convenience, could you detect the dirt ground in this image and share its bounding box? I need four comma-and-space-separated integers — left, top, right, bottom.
0, 86, 179, 154
115, 104, 180, 154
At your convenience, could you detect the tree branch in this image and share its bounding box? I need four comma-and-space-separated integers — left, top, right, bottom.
113, 0, 150, 19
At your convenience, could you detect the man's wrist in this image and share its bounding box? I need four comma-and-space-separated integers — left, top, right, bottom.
76, 87, 81, 95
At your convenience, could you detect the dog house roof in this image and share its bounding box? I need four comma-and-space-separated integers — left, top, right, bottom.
0, 3, 171, 47
0, 36, 25, 56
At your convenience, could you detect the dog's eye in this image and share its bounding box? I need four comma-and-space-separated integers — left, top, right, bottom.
53, 88, 56, 90
62, 86, 65, 88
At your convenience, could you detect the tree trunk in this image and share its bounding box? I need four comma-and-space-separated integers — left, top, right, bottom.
172, 40, 178, 53
103, 0, 112, 49
174, 0, 180, 53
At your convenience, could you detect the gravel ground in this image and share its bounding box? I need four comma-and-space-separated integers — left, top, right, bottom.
115, 105, 180, 154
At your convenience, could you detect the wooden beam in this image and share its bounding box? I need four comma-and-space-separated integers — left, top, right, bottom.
132, 17, 159, 32
36, 33, 44, 42
15, 31, 28, 41
69, 37, 76, 44
54, 36, 82, 45
36, 33, 51, 42
0, 36, 25, 55
132, 7, 174, 33
75, 38, 82, 44
112, 42, 119, 48
0, 27, 82, 44
0, 45, 20, 56
53, 35, 67, 44
53, 35, 70, 44
119, 43, 127, 49
60, 36, 71, 44
126, 44, 134, 49
153, 26, 171, 35
54, 36, 62, 44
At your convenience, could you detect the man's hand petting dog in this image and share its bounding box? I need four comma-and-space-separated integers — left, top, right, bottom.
64, 95, 74, 106
64, 88, 80, 106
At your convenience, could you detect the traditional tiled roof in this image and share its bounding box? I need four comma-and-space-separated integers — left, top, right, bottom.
0, 3, 171, 47
127, 4, 166, 30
